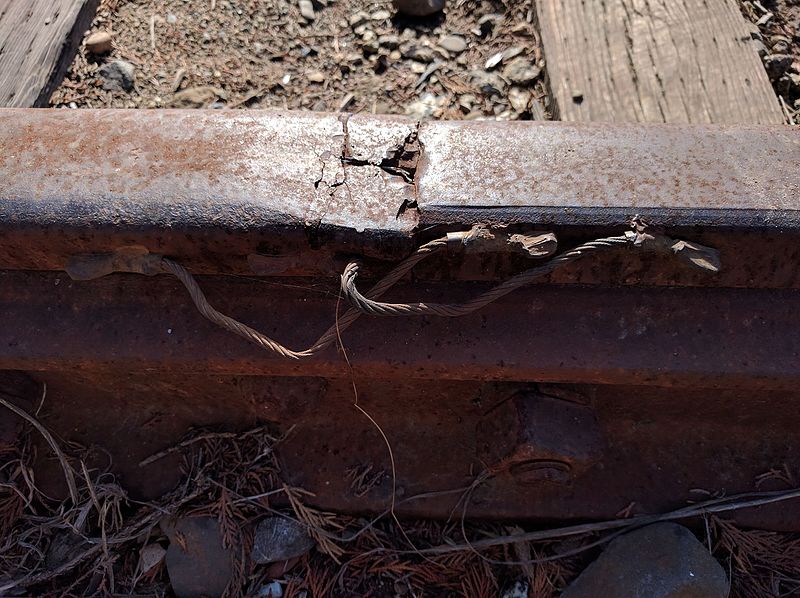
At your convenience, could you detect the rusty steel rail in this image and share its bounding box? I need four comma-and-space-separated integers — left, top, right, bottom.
0, 110, 799, 528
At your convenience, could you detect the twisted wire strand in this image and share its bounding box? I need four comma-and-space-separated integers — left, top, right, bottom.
161, 236, 450, 359
341, 235, 632, 317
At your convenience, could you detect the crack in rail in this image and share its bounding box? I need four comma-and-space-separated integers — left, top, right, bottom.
339, 116, 422, 219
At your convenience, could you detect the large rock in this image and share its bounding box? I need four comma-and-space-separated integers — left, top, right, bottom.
561, 523, 729, 598
162, 516, 234, 598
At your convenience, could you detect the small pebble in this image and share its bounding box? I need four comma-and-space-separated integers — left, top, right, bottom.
752, 39, 769, 58
348, 11, 369, 27
362, 39, 380, 54
84, 31, 113, 54
307, 70, 325, 83
371, 9, 391, 20
140, 544, 166, 574
259, 581, 283, 598
471, 70, 506, 95
485, 51, 503, 70
405, 92, 446, 119
99, 60, 135, 92
502, 57, 541, 85
378, 34, 401, 49
438, 34, 467, 54
298, 0, 315, 21
168, 86, 226, 108
166, 13, 177, 24
508, 86, 532, 112
502, 46, 524, 61
457, 93, 475, 113
771, 38, 790, 53
402, 45, 435, 63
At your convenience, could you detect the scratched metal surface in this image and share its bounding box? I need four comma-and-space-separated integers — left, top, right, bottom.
0, 109, 418, 234
417, 120, 800, 227
0, 109, 798, 282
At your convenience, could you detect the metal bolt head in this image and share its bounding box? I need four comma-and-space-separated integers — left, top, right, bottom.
477, 390, 604, 484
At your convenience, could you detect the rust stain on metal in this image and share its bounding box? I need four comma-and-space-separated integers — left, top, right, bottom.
1, 110, 800, 528
416, 120, 799, 214
477, 390, 604, 485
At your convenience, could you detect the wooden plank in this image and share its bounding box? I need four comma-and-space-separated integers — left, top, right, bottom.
537, 0, 785, 124
0, 0, 99, 107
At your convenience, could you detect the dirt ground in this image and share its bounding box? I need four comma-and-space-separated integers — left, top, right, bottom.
51, 0, 799, 122
51, 0, 550, 121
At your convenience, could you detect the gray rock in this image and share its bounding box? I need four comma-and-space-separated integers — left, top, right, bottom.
402, 45, 436, 63
99, 60, 135, 92
502, 46, 525, 61
405, 93, 446, 119
508, 86, 531, 113
252, 517, 315, 564
457, 93, 476, 113
470, 70, 506, 96
561, 523, 729, 598
371, 9, 391, 20
298, 0, 315, 20
139, 543, 166, 574
438, 34, 467, 54
162, 516, 233, 598
393, 0, 446, 17
502, 57, 541, 85
763, 54, 793, 78
348, 11, 369, 27
259, 581, 284, 597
